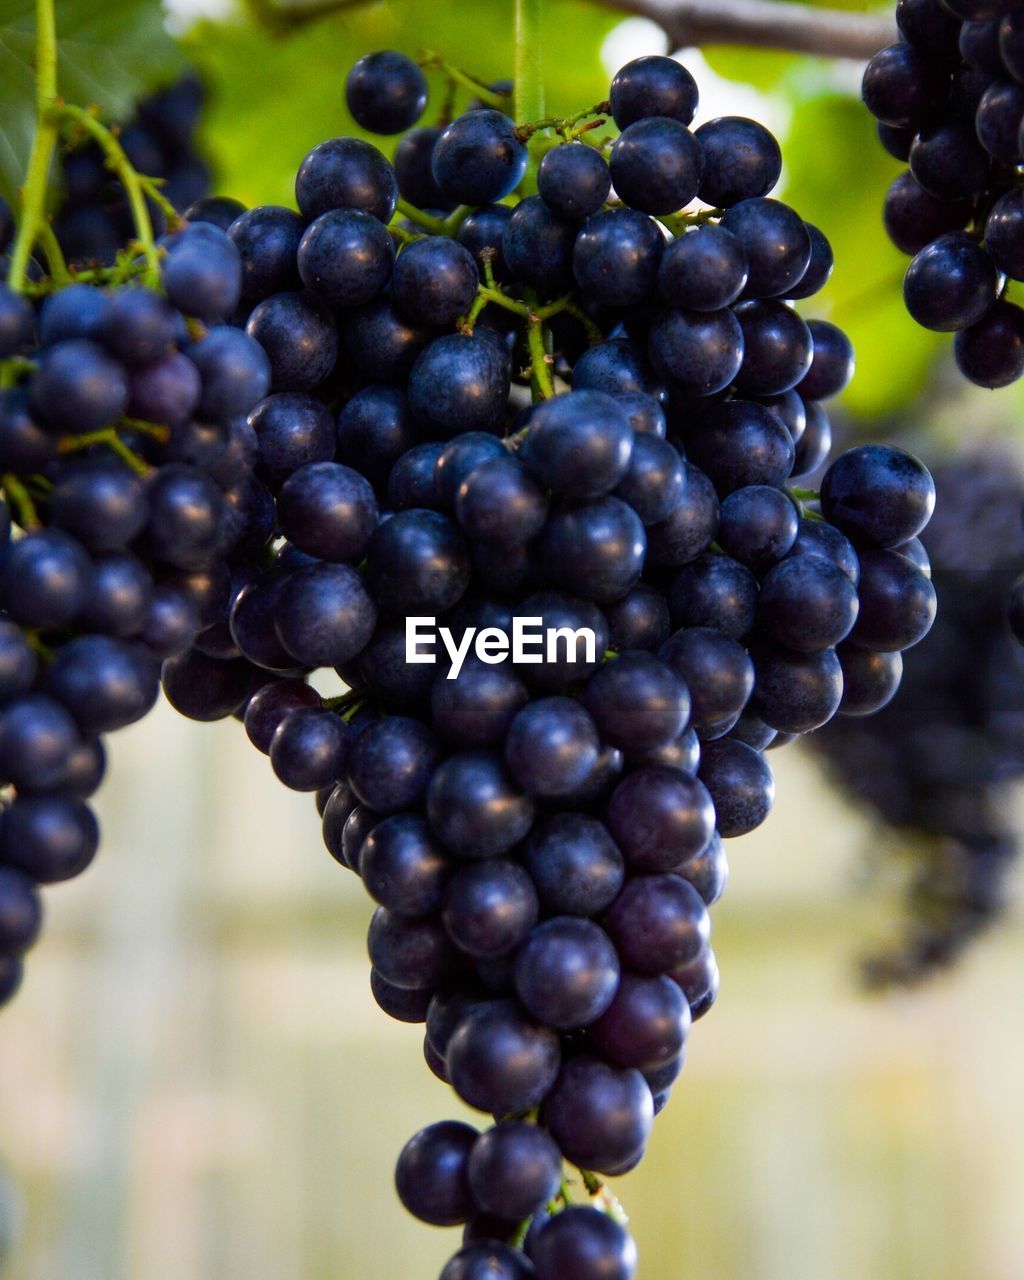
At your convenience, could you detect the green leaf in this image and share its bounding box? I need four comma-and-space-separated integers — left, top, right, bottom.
780, 91, 943, 418
184, 0, 618, 209
0, 0, 185, 204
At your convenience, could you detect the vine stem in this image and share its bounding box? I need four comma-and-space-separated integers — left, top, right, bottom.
58, 104, 162, 285
6, 0, 59, 292
58, 428, 153, 477
1, 474, 41, 528
240, 0, 896, 59
592, 0, 896, 59
393, 199, 472, 237
515, 0, 546, 124
524, 289, 556, 400
419, 51, 509, 109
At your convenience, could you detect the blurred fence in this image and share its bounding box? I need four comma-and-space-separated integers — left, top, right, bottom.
0, 702, 1022, 1280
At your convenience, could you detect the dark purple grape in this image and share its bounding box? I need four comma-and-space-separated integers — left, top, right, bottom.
395, 1120, 478, 1227
541, 1055, 653, 1174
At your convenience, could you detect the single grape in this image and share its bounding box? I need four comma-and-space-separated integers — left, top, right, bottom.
954, 299, 1024, 386
502, 196, 577, 295
0, 795, 99, 884
521, 390, 633, 498
295, 136, 398, 223
716, 484, 799, 570
572, 210, 664, 308
270, 707, 351, 792
521, 813, 625, 916
442, 859, 539, 958
228, 205, 304, 301
297, 209, 395, 308
698, 738, 775, 836
748, 639, 844, 733
820, 445, 935, 548
408, 334, 510, 437
604, 874, 710, 973
367, 907, 458, 990
277, 563, 378, 668
861, 40, 952, 127
392, 236, 479, 325
610, 56, 699, 128
394, 1120, 479, 1227
609, 118, 704, 215
648, 307, 745, 397
903, 232, 1000, 331
432, 111, 528, 205
446, 997, 561, 1114
537, 143, 611, 221
660, 626, 754, 733
658, 224, 748, 311
694, 116, 782, 206
835, 643, 903, 716
606, 765, 716, 870
427, 751, 535, 859
668, 553, 758, 638
590, 972, 691, 1073
514, 917, 620, 1029
541, 1055, 653, 1174
345, 50, 428, 135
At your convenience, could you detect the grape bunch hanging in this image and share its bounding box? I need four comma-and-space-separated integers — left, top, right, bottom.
0, 39, 940, 1280
811, 446, 1024, 985
54, 73, 211, 269
864, 0, 1024, 386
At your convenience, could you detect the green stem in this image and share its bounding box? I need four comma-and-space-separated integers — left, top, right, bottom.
524, 289, 555, 400
34, 218, 70, 285
58, 428, 153, 477
393, 199, 451, 236
443, 205, 473, 235
510, 1217, 533, 1250
479, 284, 531, 317
514, 0, 545, 124
579, 1168, 602, 1196
7, 0, 59, 292
458, 292, 490, 334
25, 632, 54, 662
0, 355, 38, 380
58, 104, 161, 286
517, 101, 609, 142
389, 223, 419, 247
137, 174, 186, 231
2, 474, 42, 528
420, 53, 509, 109
121, 417, 171, 443
557, 297, 604, 345
656, 207, 723, 236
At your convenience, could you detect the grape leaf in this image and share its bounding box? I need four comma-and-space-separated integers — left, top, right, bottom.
183, 0, 618, 208
0, 0, 185, 204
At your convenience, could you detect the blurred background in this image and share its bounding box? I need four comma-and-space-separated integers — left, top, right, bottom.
2, 708, 1023, 1280
2, 0, 1024, 1277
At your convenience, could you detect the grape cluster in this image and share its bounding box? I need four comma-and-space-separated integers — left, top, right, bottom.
113, 50, 933, 1280
54, 74, 211, 268
2, 46, 938, 1280
812, 447, 1024, 984
0, 243, 272, 1007
863, 0, 1024, 387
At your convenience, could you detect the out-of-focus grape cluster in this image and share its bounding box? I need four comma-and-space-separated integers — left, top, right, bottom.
812, 446, 1024, 984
